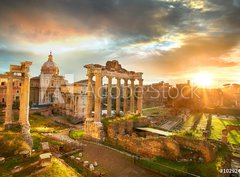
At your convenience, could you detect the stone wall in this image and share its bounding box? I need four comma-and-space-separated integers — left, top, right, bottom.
85, 121, 105, 141
117, 135, 180, 160
107, 118, 150, 139
106, 117, 216, 162
174, 136, 216, 162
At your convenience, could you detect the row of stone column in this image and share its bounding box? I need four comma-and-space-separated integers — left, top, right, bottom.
107, 76, 143, 117
4, 71, 31, 129
86, 69, 143, 122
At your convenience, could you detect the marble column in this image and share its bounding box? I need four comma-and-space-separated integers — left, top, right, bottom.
94, 69, 102, 122
123, 78, 128, 114
137, 78, 143, 115
130, 79, 135, 113
107, 76, 112, 117
19, 72, 31, 126
116, 78, 121, 115
86, 72, 93, 120
4, 72, 13, 128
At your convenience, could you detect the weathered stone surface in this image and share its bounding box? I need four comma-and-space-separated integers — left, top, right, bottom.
39, 153, 52, 167
11, 166, 23, 173
117, 135, 180, 160
89, 164, 95, 171
135, 117, 150, 127
76, 157, 81, 161
19, 150, 31, 158
125, 120, 134, 134
118, 121, 126, 135
92, 171, 102, 177
174, 136, 216, 162
83, 161, 89, 167
93, 161, 98, 167
85, 121, 104, 140
0, 157, 5, 164
41, 142, 50, 152
108, 123, 118, 139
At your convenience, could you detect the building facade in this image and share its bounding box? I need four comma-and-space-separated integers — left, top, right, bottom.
0, 78, 21, 105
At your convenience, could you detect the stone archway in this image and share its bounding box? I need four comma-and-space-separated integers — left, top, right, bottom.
222, 125, 240, 144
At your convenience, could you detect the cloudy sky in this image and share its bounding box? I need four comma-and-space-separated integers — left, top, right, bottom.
0, 0, 240, 86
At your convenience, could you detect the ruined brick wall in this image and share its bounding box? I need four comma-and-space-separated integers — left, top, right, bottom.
106, 118, 216, 162
117, 135, 180, 160
174, 136, 216, 162
107, 118, 150, 139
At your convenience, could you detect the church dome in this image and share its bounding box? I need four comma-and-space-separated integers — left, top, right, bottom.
41, 52, 59, 75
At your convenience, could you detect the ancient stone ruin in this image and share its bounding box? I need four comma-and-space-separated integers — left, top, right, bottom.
0, 61, 32, 131
84, 60, 143, 140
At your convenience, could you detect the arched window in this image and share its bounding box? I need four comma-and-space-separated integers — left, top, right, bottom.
2, 98, 5, 103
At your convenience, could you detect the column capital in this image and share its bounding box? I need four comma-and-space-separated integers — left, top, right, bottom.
107, 76, 113, 80
87, 73, 94, 78
123, 78, 128, 82
94, 68, 102, 75
116, 77, 121, 81
130, 78, 135, 82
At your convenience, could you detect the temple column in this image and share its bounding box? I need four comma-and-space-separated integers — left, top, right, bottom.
130, 79, 135, 113
107, 76, 112, 117
116, 77, 121, 115
19, 68, 31, 126
4, 72, 13, 128
86, 72, 93, 120
137, 78, 143, 115
123, 78, 128, 114
94, 69, 102, 122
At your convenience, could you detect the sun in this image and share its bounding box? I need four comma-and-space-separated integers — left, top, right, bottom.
192, 72, 214, 87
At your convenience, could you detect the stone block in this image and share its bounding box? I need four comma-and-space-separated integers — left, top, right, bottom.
83, 161, 89, 167
93, 161, 98, 167
92, 171, 101, 177
0, 157, 5, 164
39, 153, 52, 167
19, 150, 31, 158
89, 164, 94, 171
11, 166, 23, 173
41, 142, 50, 152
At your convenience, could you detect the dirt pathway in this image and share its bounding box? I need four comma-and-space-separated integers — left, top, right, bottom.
82, 141, 161, 177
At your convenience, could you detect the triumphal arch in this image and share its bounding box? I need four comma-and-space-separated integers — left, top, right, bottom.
0, 61, 32, 131
84, 60, 143, 140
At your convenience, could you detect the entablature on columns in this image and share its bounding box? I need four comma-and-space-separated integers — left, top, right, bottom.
84, 60, 143, 80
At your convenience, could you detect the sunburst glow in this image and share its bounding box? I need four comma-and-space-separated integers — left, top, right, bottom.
193, 72, 214, 87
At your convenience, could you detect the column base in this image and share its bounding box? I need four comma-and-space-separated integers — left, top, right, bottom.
4, 122, 20, 130
84, 120, 105, 141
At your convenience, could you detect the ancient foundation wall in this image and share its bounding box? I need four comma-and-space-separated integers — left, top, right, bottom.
174, 136, 216, 162
106, 118, 216, 162
117, 135, 180, 160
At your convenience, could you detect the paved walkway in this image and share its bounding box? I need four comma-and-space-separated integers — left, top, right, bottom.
82, 141, 161, 177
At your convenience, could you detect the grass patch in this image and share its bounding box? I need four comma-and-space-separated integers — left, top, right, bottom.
69, 130, 85, 140
29, 157, 82, 177
0, 132, 31, 156
142, 107, 169, 116
102, 114, 144, 127
31, 133, 64, 150
210, 117, 240, 144
30, 114, 66, 133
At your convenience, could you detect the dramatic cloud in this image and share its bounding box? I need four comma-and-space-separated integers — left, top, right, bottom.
0, 0, 239, 85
